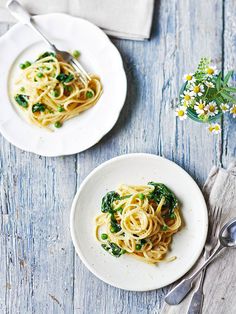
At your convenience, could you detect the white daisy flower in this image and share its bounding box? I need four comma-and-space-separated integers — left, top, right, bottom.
183, 73, 195, 83
176, 106, 187, 121
190, 84, 204, 96
205, 81, 215, 88
230, 104, 236, 118
180, 90, 194, 104
194, 100, 207, 115
206, 102, 219, 116
206, 65, 218, 77
208, 123, 221, 134
220, 103, 229, 113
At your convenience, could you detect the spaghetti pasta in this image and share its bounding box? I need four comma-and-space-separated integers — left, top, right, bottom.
95, 182, 181, 264
14, 52, 102, 129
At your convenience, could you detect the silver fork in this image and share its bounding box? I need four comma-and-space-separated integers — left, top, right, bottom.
6, 0, 91, 85
187, 205, 222, 314
165, 205, 222, 306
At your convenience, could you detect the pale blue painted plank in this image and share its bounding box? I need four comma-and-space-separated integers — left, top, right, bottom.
73, 1, 224, 314
0, 0, 235, 313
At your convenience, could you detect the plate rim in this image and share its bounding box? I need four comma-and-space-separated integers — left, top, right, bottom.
70, 153, 208, 291
0, 13, 127, 156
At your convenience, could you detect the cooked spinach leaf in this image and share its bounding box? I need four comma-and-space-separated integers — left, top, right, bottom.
101, 242, 125, 257
101, 191, 121, 213
56, 73, 74, 83
36, 52, 56, 61
148, 182, 178, 215
15, 94, 29, 108
120, 194, 132, 200
32, 103, 46, 113
110, 216, 122, 233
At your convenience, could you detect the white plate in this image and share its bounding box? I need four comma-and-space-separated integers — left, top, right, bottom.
70, 153, 208, 291
0, 13, 127, 156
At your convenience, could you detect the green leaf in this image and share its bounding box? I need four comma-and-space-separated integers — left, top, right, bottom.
101, 242, 125, 257
148, 182, 178, 215
15, 94, 29, 108
220, 91, 236, 103
101, 191, 120, 213
196, 57, 211, 73
224, 86, 236, 93
223, 70, 233, 86
110, 218, 122, 233
36, 51, 56, 61
56, 73, 74, 83
32, 103, 46, 113
216, 72, 222, 91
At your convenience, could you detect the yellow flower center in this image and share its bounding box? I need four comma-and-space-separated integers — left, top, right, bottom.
193, 86, 200, 93
208, 126, 214, 132
222, 105, 227, 110
198, 103, 204, 110
178, 110, 185, 117
184, 94, 191, 101
215, 125, 220, 131
232, 107, 236, 114
186, 75, 192, 80
207, 68, 214, 75
209, 105, 215, 112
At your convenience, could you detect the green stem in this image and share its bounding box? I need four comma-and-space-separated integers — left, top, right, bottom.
203, 87, 209, 101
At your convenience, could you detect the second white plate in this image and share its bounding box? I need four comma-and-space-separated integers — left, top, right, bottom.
70, 154, 208, 291
0, 13, 127, 156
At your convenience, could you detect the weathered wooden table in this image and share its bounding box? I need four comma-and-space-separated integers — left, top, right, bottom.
0, 1, 235, 313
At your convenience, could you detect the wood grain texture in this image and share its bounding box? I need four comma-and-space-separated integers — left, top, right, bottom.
0, 0, 235, 313
222, 0, 236, 167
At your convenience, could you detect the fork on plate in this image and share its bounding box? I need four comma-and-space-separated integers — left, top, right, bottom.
6, 0, 91, 85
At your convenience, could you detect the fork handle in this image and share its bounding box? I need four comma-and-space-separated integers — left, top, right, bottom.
187, 249, 209, 314
165, 243, 224, 305
6, 0, 31, 24
187, 289, 204, 314
7, 0, 56, 51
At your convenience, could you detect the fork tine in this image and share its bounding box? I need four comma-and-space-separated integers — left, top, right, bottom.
71, 58, 91, 81
76, 72, 87, 86
214, 207, 223, 236
207, 205, 220, 241
210, 205, 223, 240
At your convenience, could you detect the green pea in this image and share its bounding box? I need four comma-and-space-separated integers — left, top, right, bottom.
20, 87, 25, 92
72, 50, 80, 58
135, 244, 142, 250
138, 193, 145, 200
161, 225, 168, 231
19, 63, 26, 69
101, 233, 108, 240
37, 72, 43, 78
64, 85, 73, 92
58, 106, 65, 112
53, 90, 60, 97
24, 61, 31, 68
86, 91, 93, 98
54, 121, 62, 128
110, 227, 116, 233
170, 213, 175, 219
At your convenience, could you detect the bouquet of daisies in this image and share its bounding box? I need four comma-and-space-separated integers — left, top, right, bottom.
176, 58, 236, 134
